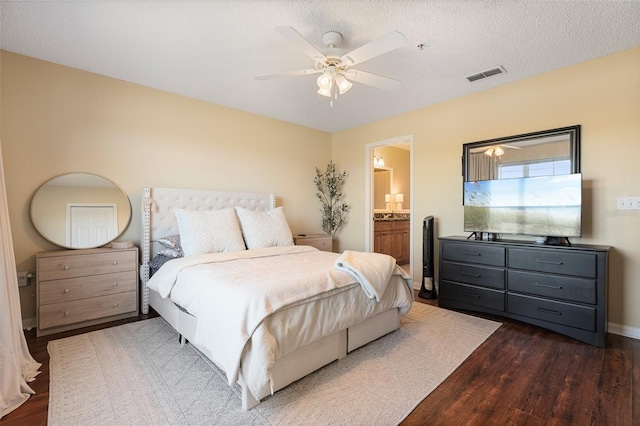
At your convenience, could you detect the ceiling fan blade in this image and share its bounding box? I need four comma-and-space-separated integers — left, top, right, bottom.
346, 70, 401, 91
256, 68, 321, 80
275, 26, 327, 63
341, 30, 406, 66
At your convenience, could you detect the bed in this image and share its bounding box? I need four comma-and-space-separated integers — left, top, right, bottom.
139, 187, 414, 410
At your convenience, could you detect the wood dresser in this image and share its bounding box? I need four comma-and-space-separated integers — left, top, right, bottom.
438, 236, 609, 347
293, 233, 333, 252
36, 246, 139, 336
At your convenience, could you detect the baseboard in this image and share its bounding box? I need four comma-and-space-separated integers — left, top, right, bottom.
22, 317, 36, 331
608, 322, 640, 341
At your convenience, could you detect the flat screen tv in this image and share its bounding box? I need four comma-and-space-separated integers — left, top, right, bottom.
464, 174, 582, 238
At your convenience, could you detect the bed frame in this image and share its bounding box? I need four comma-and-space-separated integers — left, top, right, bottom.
140, 187, 400, 409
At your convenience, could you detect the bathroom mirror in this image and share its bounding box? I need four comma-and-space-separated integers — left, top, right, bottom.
30, 172, 132, 249
463, 125, 581, 182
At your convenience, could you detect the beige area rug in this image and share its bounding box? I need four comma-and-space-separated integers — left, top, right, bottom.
48, 303, 500, 426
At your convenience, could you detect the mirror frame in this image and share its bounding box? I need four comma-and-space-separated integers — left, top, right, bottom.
462, 125, 581, 182
30, 172, 132, 249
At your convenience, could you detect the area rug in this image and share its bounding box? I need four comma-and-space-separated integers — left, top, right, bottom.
48, 303, 501, 425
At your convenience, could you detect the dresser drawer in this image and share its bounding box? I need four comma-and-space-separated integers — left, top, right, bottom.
508, 294, 596, 331
294, 234, 333, 252
440, 281, 505, 311
508, 270, 596, 304
441, 262, 505, 290
508, 248, 596, 278
39, 270, 137, 305
39, 291, 137, 330
441, 242, 505, 267
38, 250, 137, 281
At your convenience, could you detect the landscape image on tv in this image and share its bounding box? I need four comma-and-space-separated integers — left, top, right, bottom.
464, 174, 582, 237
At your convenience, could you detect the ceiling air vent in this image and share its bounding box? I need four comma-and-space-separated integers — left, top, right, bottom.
466, 66, 506, 82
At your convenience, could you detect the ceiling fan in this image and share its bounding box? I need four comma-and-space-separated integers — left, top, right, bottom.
484, 144, 521, 157
256, 27, 406, 105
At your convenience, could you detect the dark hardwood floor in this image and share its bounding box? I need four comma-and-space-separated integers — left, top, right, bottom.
2, 293, 638, 425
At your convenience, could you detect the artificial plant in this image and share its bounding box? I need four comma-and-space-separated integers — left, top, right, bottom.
314, 160, 349, 237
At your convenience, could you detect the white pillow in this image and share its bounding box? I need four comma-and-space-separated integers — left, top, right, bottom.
173, 208, 246, 256
235, 206, 294, 249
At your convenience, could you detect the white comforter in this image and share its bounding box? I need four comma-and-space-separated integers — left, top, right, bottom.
147, 245, 413, 399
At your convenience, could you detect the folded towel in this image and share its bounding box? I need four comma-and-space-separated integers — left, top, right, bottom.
335, 250, 396, 302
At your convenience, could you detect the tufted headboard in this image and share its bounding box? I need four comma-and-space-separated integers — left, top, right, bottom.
140, 186, 276, 313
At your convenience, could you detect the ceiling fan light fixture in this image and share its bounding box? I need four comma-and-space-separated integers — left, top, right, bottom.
335, 74, 353, 94
484, 147, 494, 156
494, 147, 504, 156
317, 71, 333, 89
317, 87, 332, 97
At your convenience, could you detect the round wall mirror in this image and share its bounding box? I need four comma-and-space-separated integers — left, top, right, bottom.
30, 172, 132, 249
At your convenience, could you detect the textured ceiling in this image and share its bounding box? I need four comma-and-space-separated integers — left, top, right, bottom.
1, 1, 639, 133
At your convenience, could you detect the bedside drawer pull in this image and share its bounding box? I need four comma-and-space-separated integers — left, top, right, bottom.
63, 288, 70, 293
534, 282, 563, 290
536, 307, 562, 316
113, 303, 119, 308
461, 272, 481, 278
459, 291, 481, 299
535, 260, 563, 265
113, 282, 119, 287
112, 261, 118, 265
64, 311, 70, 316
60, 264, 69, 270
462, 252, 481, 256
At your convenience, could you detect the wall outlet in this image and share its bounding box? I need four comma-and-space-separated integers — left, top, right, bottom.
617, 196, 640, 210
17, 271, 30, 287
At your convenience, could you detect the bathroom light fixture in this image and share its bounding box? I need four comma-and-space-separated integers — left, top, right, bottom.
396, 193, 404, 210
373, 156, 385, 167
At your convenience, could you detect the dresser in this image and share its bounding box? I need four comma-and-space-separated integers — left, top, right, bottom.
293, 234, 333, 252
36, 246, 139, 336
374, 220, 410, 265
438, 236, 609, 347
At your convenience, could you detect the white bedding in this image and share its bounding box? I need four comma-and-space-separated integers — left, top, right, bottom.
147, 246, 414, 399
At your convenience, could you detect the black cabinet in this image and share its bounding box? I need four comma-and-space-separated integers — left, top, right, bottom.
438, 236, 609, 347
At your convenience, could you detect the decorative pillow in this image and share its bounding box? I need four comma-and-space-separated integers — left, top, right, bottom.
173, 208, 246, 256
148, 254, 174, 277
235, 206, 294, 249
156, 234, 183, 258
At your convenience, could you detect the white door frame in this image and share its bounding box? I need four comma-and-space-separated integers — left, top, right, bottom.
66, 203, 118, 247
365, 134, 415, 281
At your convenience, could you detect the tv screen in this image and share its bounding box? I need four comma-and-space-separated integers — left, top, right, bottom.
464, 174, 582, 238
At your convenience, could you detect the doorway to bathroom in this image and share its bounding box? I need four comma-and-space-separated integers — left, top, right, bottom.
365, 135, 414, 282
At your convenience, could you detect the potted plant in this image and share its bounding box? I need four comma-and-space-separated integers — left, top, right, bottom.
314, 160, 349, 236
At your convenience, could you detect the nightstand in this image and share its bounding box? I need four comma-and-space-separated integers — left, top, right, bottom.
294, 234, 333, 252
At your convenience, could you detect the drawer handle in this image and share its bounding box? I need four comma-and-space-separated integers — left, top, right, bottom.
60, 264, 69, 270
534, 282, 563, 290
112, 261, 118, 265
535, 260, 563, 266
64, 311, 70, 316
459, 291, 481, 299
461, 272, 481, 278
63, 288, 70, 293
462, 252, 481, 256
113, 282, 119, 287
113, 303, 119, 308
536, 307, 562, 316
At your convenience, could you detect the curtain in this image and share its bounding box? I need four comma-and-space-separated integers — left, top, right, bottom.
468, 152, 497, 181
0, 142, 41, 418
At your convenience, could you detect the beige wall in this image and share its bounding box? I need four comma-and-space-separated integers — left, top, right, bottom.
1, 51, 332, 322
2, 48, 639, 334
332, 48, 640, 332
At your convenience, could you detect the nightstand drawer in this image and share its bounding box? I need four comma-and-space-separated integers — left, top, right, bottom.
293, 234, 332, 252
440, 281, 505, 311
508, 270, 596, 304
441, 262, 505, 289
441, 242, 505, 267
39, 270, 138, 305
39, 291, 137, 330
38, 250, 137, 281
